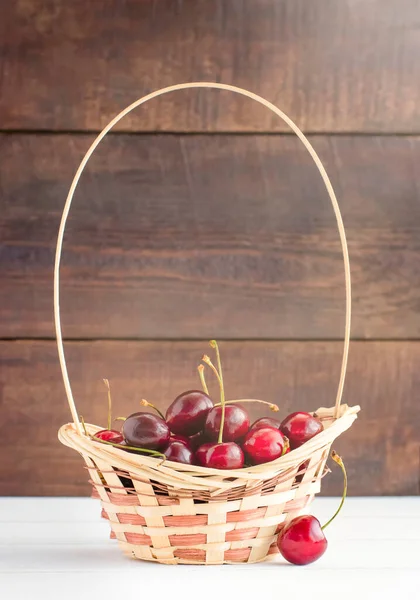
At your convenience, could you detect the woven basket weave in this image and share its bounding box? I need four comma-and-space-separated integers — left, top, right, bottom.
55, 83, 359, 565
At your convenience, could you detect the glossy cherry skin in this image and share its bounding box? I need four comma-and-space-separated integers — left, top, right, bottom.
277, 515, 327, 565
94, 429, 124, 444
197, 442, 244, 469
249, 417, 281, 432
166, 390, 213, 436
280, 412, 323, 449
164, 440, 194, 464
122, 412, 170, 450
242, 427, 286, 465
204, 405, 250, 442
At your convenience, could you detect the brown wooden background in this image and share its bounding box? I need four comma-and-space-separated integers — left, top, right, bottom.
1, 0, 420, 496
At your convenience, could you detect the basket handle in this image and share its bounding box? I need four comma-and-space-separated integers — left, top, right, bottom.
54, 82, 351, 434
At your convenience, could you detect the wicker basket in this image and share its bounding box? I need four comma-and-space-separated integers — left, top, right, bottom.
55, 83, 359, 565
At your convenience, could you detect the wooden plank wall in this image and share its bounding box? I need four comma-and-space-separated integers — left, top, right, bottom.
1, 0, 419, 496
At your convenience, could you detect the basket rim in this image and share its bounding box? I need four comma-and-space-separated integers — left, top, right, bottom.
59, 404, 359, 490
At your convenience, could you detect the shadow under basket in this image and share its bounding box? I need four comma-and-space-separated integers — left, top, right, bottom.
59, 404, 359, 565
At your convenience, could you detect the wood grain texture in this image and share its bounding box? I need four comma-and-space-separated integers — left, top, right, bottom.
2, 133, 420, 339
0, 340, 418, 496
1, 0, 420, 132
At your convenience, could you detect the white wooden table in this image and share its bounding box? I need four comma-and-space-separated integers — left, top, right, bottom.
1, 497, 418, 599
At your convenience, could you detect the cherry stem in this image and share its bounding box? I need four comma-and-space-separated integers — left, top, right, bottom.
93, 436, 166, 459
281, 437, 290, 456
139, 399, 165, 420
80, 414, 165, 459
115, 416, 126, 422
322, 451, 347, 530
210, 341, 225, 445
80, 415, 88, 436
202, 347, 225, 444
197, 365, 209, 395
213, 398, 279, 412
103, 379, 112, 431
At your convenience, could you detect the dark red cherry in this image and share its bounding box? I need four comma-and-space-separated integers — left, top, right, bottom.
197, 442, 244, 469
242, 427, 286, 465
164, 440, 194, 464
249, 417, 281, 432
166, 390, 213, 436
280, 412, 323, 449
277, 515, 327, 565
204, 405, 250, 442
94, 429, 124, 444
123, 412, 170, 450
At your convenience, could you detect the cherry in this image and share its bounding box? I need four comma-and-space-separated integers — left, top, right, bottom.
280, 412, 323, 449
242, 427, 286, 465
197, 442, 244, 469
94, 429, 124, 444
278, 515, 327, 565
249, 417, 281, 431
137, 402, 192, 448
166, 390, 213, 436
277, 451, 347, 565
205, 405, 250, 442
123, 412, 170, 450
164, 440, 194, 464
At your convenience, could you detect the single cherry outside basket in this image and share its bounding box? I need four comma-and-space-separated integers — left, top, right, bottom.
56, 82, 360, 565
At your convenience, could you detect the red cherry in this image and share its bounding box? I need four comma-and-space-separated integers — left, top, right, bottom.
166, 391, 213, 436
197, 442, 244, 469
277, 515, 327, 565
280, 412, 323, 449
278, 452, 348, 566
249, 417, 281, 431
122, 412, 170, 450
94, 429, 124, 444
204, 405, 250, 442
164, 440, 194, 464
242, 427, 286, 465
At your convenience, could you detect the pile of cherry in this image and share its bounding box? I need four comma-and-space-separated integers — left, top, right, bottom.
93, 341, 324, 470
88, 341, 347, 565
